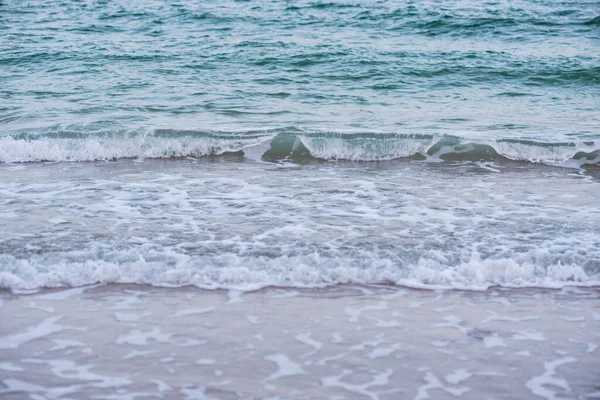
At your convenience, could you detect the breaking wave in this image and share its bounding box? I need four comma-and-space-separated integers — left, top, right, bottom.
1, 249, 598, 293
1, 128, 598, 167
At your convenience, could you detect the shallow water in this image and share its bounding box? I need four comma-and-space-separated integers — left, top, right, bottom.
1, 159, 598, 291
1, 284, 599, 399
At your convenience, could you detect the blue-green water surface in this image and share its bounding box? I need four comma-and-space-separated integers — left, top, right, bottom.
1, 0, 599, 163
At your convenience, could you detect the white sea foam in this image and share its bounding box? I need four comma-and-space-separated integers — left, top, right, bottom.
1, 130, 598, 166
175, 308, 214, 317
298, 134, 433, 161
526, 357, 578, 399
322, 368, 397, 399
492, 140, 600, 165
0, 133, 272, 163
0, 363, 24, 372
264, 354, 306, 381
295, 332, 323, 351
0, 317, 68, 349
0, 248, 598, 293
116, 328, 173, 346
483, 334, 506, 348
0, 154, 598, 294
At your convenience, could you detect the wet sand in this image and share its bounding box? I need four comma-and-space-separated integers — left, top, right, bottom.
1, 284, 599, 399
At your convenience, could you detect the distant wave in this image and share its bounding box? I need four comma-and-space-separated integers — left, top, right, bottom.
1, 128, 598, 167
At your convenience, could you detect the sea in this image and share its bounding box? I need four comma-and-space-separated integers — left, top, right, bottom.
2, 1, 600, 399
1, 0, 599, 292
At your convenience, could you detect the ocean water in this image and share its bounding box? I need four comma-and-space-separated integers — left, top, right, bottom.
1, 0, 599, 291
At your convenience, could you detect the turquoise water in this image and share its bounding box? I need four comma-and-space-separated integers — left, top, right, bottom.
0, 0, 599, 291
1, 0, 599, 163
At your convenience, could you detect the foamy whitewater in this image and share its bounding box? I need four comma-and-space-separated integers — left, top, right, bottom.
0, 159, 599, 292
1, 0, 599, 291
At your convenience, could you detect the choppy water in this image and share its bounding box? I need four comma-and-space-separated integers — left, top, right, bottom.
0, 0, 599, 291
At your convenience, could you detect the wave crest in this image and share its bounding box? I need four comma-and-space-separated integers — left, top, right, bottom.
1, 249, 598, 293
1, 128, 598, 167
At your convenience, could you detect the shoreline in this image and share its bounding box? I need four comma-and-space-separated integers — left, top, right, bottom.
3, 280, 600, 297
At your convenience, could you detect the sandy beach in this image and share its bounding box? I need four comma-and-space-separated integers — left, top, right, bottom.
1, 284, 599, 399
